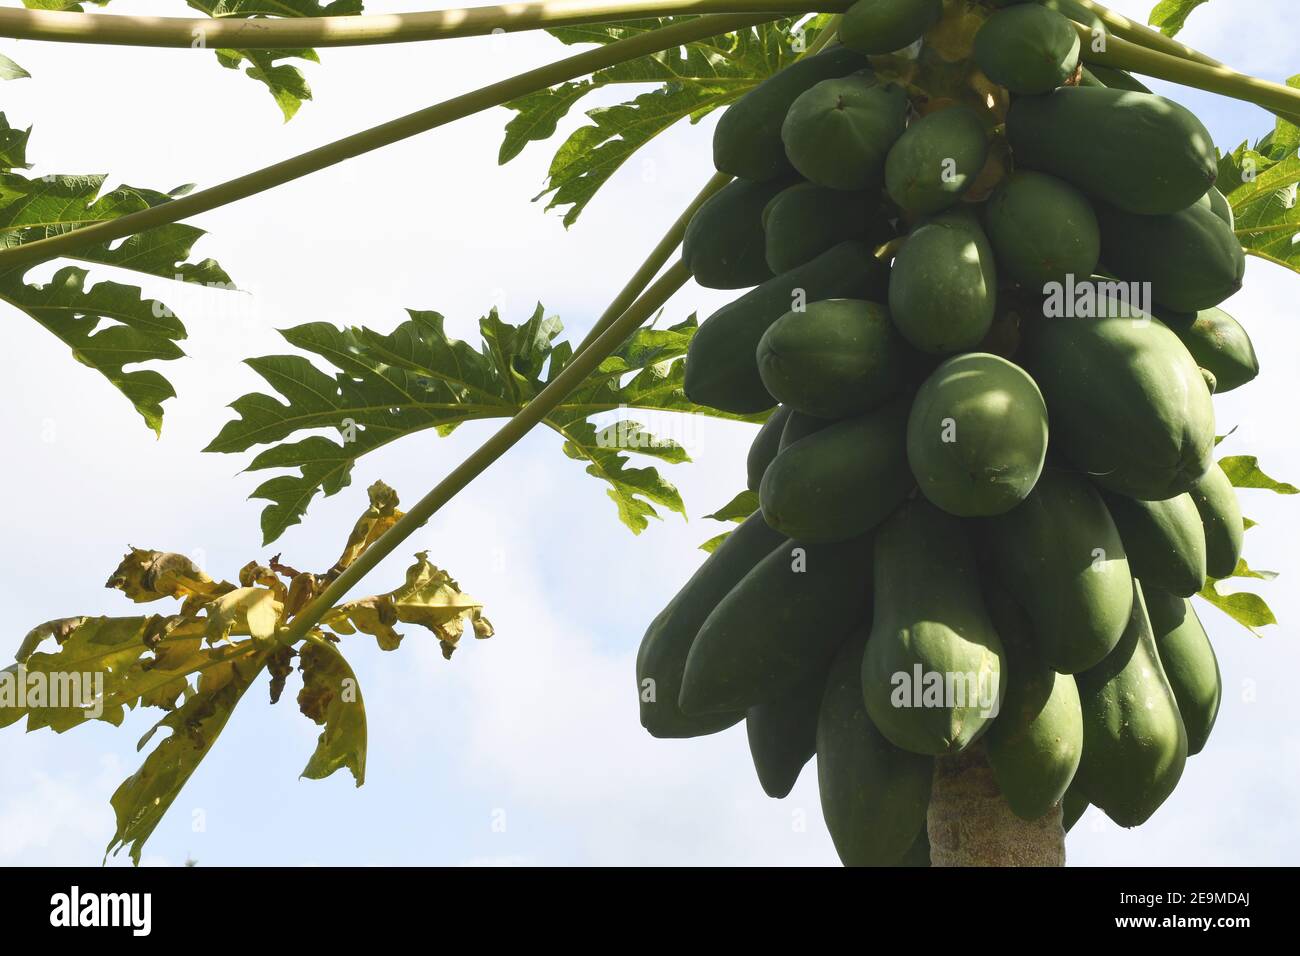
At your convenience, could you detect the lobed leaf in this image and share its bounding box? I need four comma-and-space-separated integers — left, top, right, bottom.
5, 480, 486, 863
0, 125, 234, 432
1218, 120, 1300, 276
322, 551, 492, 658
208, 305, 760, 543
187, 0, 364, 119
2, 614, 259, 734
106, 648, 267, 865
500, 16, 832, 226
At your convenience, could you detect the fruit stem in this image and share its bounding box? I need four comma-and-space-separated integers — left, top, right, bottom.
1074, 25, 1300, 116
276, 260, 692, 647
1064, 0, 1223, 68
0, 1, 846, 48
1064, 0, 1300, 126
0, 13, 774, 274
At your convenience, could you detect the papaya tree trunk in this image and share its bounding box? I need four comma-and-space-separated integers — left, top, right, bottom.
927, 746, 1065, 866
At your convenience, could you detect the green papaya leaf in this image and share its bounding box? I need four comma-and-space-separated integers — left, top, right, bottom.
1148, 0, 1211, 37
208, 305, 761, 544
184, 0, 366, 119
1197, 580, 1277, 637
1219, 455, 1300, 494
24, 0, 361, 117
297, 638, 366, 785
698, 488, 759, 549
703, 489, 759, 523
1221, 558, 1279, 581
0, 54, 29, 81
0, 115, 29, 172
1218, 135, 1300, 275
214, 45, 320, 123
501, 16, 833, 226
106, 648, 268, 865
0, 122, 234, 432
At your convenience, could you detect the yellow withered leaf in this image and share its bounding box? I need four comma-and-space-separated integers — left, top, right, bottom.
204, 587, 284, 645
322, 551, 492, 656
106, 549, 222, 604
329, 480, 404, 576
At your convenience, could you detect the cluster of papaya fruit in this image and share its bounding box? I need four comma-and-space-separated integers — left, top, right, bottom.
637, 0, 1260, 866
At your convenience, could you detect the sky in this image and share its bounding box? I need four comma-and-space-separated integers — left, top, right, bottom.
0, 0, 1297, 867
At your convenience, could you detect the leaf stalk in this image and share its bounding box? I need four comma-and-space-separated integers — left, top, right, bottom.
1075, 25, 1300, 116
0, 1, 844, 49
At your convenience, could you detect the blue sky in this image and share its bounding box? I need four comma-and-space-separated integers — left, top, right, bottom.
0, 0, 1296, 866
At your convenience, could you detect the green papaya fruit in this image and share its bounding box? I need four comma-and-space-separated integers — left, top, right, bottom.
984, 170, 1100, 289
863, 499, 1006, 755
760, 396, 914, 542
1020, 299, 1216, 500
974, 5, 1081, 94
1102, 491, 1207, 598
747, 406, 792, 492
1188, 462, 1245, 579
1155, 307, 1259, 393
763, 182, 894, 274
983, 586, 1083, 821
889, 207, 997, 353
1198, 185, 1235, 230
636, 510, 784, 737
681, 176, 787, 289
1096, 201, 1246, 312
685, 240, 891, 414
1146, 587, 1221, 756
894, 828, 932, 867
1007, 87, 1218, 215
756, 299, 909, 419
817, 626, 933, 866
885, 105, 989, 216
906, 352, 1049, 517
1061, 783, 1089, 832
781, 76, 909, 191
713, 46, 870, 181
745, 674, 823, 798
1075, 580, 1188, 827
838, 0, 944, 55
985, 468, 1134, 674
680, 534, 873, 714
780, 409, 829, 450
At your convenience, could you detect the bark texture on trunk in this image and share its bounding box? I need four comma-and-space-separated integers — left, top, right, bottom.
927, 746, 1065, 867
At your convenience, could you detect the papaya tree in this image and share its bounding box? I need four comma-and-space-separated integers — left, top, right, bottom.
0, 0, 1296, 867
